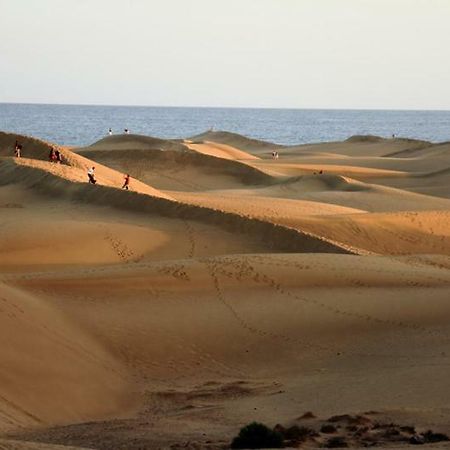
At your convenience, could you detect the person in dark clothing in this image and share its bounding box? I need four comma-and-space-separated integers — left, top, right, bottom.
55, 149, 62, 163
87, 166, 97, 184
49, 148, 57, 162
122, 174, 130, 190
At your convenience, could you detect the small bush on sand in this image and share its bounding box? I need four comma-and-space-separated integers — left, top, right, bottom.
231, 422, 284, 449
299, 411, 317, 420
325, 436, 348, 448
274, 424, 318, 444
422, 430, 450, 443
284, 425, 318, 441
321, 424, 338, 434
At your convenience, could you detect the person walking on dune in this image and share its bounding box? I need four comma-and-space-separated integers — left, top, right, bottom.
55, 149, 63, 163
108, 128, 113, 136
87, 166, 97, 184
49, 147, 57, 163
122, 173, 130, 190
14, 141, 22, 158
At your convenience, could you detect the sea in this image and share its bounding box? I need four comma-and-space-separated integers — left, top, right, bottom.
1, 103, 449, 147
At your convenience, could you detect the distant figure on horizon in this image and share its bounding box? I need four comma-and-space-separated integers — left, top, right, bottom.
87, 166, 97, 184
108, 128, 113, 135
271, 151, 279, 159
124, 128, 130, 134
122, 174, 130, 190
392, 133, 396, 139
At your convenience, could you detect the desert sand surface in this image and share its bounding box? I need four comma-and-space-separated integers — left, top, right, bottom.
1, 130, 450, 450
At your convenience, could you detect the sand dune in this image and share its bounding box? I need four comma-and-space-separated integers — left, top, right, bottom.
0, 160, 357, 265
280, 210, 450, 255
0, 157, 172, 200
190, 130, 284, 154
0, 281, 132, 433
1, 130, 450, 449
1, 132, 173, 199
249, 160, 407, 179
280, 136, 431, 158
184, 140, 259, 161
172, 190, 364, 217
6, 255, 450, 448
189, 133, 430, 159
211, 174, 450, 213
84, 133, 188, 152
0, 184, 280, 269
368, 167, 450, 199
384, 141, 450, 158
76, 136, 271, 191
171, 192, 450, 255
0, 132, 64, 162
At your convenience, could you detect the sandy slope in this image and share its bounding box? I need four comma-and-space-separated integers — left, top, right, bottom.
281, 136, 431, 158
368, 167, 450, 199
76, 140, 270, 192
83, 134, 188, 153
0, 132, 65, 161
1, 130, 450, 449
5, 255, 450, 449
384, 141, 450, 158
170, 193, 449, 255
0, 281, 132, 433
184, 140, 259, 161
0, 184, 277, 268
190, 130, 284, 154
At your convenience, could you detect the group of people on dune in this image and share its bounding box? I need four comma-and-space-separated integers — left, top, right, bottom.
12, 140, 64, 165
108, 128, 129, 135
87, 166, 130, 190
12, 140, 130, 191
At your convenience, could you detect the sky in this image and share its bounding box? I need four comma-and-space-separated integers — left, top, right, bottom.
1, 0, 450, 109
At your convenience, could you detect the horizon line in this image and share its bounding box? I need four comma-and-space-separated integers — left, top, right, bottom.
1, 101, 450, 113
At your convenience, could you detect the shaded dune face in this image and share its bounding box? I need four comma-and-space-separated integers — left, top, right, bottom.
83, 133, 189, 153
0, 130, 450, 449
76, 135, 272, 191
0, 173, 354, 269
0, 282, 133, 433
76, 148, 271, 191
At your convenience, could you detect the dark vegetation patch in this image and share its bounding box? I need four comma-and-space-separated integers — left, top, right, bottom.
230, 422, 283, 449
230, 413, 449, 448
298, 411, 317, 420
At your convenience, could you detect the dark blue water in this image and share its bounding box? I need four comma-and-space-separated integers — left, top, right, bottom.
1, 103, 449, 147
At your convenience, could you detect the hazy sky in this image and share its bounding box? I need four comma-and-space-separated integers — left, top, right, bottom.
1, 0, 449, 109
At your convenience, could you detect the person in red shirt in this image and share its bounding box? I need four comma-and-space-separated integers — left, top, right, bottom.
122, 174, 130, 190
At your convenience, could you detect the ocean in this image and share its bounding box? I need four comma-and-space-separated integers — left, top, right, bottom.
1, 103, 449, 147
